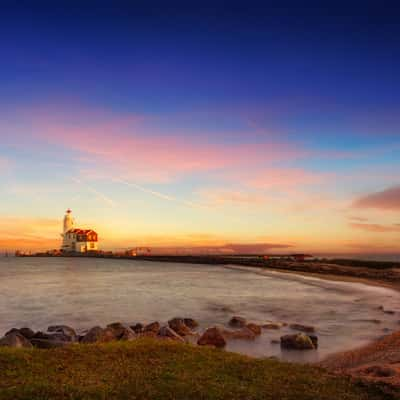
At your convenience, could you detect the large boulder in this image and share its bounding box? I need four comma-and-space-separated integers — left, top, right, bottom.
119, 327, 137, 341
280, 333, 316, 350
168, 318, 192, 336
246, 323, 261, 336
183, 318, 199, 329
34, 331, 72, 342
289, 323, 315, 333
5, 327, 35, 339
229, 316, 247, 328
107, 322, 127, 339
0, 332, 33, 348
80, 326, 116, 344
197, 327, 226, 348
158, 326, 185, 342
144, 322, 160, 334
48, 325, 77, 341
130, 323, 144, 333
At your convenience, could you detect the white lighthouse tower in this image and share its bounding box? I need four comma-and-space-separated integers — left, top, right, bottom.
61, 209, 99, 253
61, 209, 75, 251
63, 209, 74, 234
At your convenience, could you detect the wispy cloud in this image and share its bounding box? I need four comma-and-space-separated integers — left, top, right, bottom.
114, 178, 206, 209
72, 178, 116, 207
349, 222, 400, 233
353, 185, 400, 211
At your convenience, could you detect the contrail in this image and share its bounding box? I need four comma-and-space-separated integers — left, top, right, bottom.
114, 178, 207, 209
72, 178, 116, 207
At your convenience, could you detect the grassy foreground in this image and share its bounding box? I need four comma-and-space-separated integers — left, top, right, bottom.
0, 339, 395, 400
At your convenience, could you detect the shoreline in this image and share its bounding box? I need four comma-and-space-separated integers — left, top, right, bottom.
16, 253, 400, 291
10, 253, 400, 388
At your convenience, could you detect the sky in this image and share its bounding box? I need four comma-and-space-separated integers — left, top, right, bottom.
1, 1, 400, 255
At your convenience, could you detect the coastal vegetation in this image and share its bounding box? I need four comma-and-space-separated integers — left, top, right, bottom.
0, 339, 394, 400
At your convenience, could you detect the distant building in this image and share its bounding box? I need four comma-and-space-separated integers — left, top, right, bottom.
61, 209, 98, 253
125, 247, 151, 257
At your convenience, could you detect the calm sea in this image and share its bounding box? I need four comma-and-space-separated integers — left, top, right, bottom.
0, 257, 399, 362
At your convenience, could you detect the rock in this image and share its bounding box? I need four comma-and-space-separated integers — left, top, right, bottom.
246, 323, 261, 335
198, 327, 226, 348
158, 326, 185, 342
168, 318, 192, 336
30, 338, 69, 349
81, 326, 105, 343
197, 327, 226, 347
98, 327, 116, 343
5, 327, 35, 339
183, 318, 199, 329
362, 365, 397, 377
32, 331, 52, 339
0, 332, 33, 348
119, 327, 137, 341
130, 323, 144, 333
229, 316, 247, 328
33, 331, 72, 342
222, 327, 256, 340
144, 322, 160, 334
80, 326, 116, 343
107, 322, 127, 339
262, 323, 282, 330
48, 325, 77, 341
289, 323, 316, 333
280, 333, 316, 350
309, 335, 319, 348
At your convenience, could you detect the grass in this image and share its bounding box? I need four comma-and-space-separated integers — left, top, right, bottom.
0, 339, 395, 400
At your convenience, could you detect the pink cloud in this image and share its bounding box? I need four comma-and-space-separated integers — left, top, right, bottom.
353, 185, 400, 211
2, 105, 312, 183
42, 130, 306, 183
349, 222, 400, 233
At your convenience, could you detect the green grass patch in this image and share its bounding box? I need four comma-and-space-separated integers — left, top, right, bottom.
0, 339, 394, 399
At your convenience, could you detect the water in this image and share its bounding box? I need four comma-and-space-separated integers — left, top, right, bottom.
1, 257, 399, 362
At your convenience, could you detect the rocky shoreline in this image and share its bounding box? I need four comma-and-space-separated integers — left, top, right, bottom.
4, 315, 400, 389
0, 316, 318, 352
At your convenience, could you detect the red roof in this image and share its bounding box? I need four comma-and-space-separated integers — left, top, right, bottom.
67, 229, 97, 235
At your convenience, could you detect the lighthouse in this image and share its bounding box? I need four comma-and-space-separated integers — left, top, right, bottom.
61, 209, 99, 253
63, 209, 74, 233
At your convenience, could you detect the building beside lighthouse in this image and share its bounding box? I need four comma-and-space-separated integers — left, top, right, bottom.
61, 209, 99, 253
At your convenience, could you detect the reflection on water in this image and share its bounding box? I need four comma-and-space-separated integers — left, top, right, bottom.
0, 257, 399, 362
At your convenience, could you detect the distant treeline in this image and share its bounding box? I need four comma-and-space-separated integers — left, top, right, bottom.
322, 258, 399, 270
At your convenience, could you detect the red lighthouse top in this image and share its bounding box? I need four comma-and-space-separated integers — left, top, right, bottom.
66, 209, 72, 214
